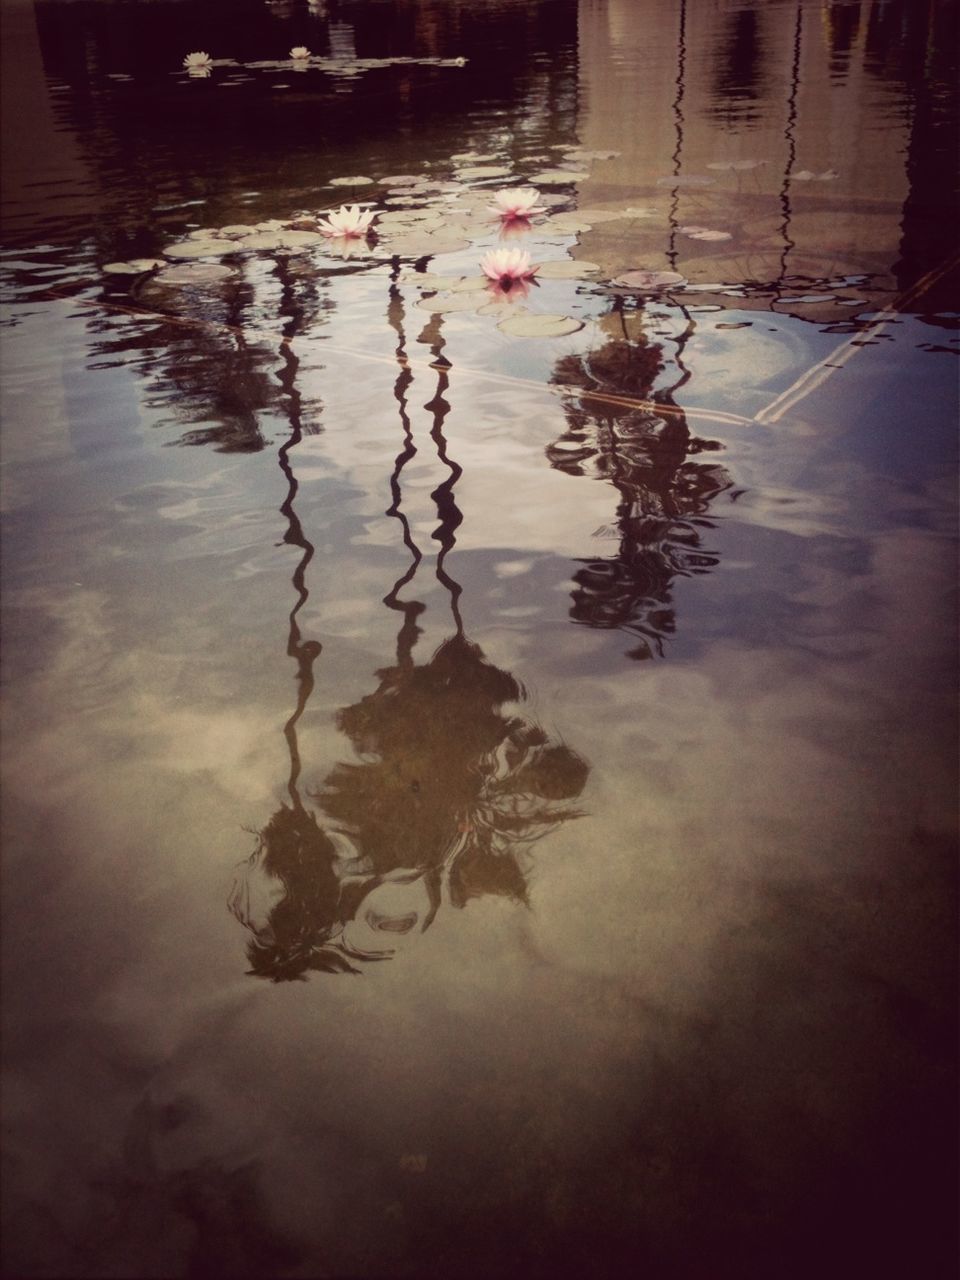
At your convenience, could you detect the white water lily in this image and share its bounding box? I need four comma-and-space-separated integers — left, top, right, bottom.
182, 51, 212, 69
290, 47, 311, 60
487, 187, 546, 220
316, 204, 376, 238
480, 246, 539, 286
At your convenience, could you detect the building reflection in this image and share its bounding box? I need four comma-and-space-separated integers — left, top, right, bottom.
547, 302, 732, 659
574, 0, 958, 318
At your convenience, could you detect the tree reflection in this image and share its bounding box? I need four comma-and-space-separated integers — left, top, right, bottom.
548, 301, 732, 659
231, 270, 588, 978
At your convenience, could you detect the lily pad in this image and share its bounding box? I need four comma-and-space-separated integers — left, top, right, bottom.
415, 293, 484, 313
102, 258, 164, 275
533, 259, 601, 279
496, 313, 584, 338
451, 275, 490, 292
329, 175, 374, 186
154, 262, 237, 285
399, 272, 465, 290
456, 166, 512, 180
238, 230, 324, 251
165, 239, 238, 259
219, 224, 259, 237
611, 269, 687, 291
385, 235, 470, 257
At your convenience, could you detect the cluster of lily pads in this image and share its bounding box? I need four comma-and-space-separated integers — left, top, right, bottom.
101, 158, 695, 340
180, 49, 467, 80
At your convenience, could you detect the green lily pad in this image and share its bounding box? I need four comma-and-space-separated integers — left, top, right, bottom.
456, 165, 512, 180
415, 293, 484, 313
611, 269, 687, 290
164, 239, 237, 259
154, 262, 237, 285
496, 313, 584, 337
102, 258, 164, 275
399, 272, 465, 290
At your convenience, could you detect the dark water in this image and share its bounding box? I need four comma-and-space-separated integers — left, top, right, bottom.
1, 1, 957, 1276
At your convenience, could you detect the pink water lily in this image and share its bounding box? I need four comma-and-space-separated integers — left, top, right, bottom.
480, 247, 539, 288
487, 187, 546, 221
317, 204, 376, 238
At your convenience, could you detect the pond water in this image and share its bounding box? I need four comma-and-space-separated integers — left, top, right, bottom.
1, 0, 957, 1276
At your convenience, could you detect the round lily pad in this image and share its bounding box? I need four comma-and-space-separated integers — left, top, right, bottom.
611, 269, 687, 291
415, 293, 484, 313
154, 263, 237, 285
385, 235, 470, 256
164, 239, 237, 259
534, 259, 601, 278
456, 166, 512, 180
399, 272, 465, 290
451, 276, 490, 292
329, 175, 374, 186
102, 258, 164, 275
496, 313, 584, 337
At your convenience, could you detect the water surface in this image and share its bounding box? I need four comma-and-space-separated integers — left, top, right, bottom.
2, 1, 957, 1276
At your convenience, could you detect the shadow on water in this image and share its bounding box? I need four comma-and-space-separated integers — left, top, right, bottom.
231, 266, 589, 979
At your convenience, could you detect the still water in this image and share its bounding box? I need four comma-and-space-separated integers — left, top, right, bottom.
1, 1, 957, 1276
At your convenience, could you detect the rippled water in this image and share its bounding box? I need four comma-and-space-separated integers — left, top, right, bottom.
2, 1, 957, 1276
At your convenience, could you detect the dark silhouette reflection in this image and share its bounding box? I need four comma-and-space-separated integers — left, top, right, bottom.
825, 2, 862, 79
232, 276, 588, 978
548, 303, 732, 659
708, 8, 769, 129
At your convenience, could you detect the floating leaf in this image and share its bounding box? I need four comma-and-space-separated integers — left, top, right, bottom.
379, 174, 420, 186
415, 293, 484, 313
452, 275, 492, 292
329, 175, 374, 186
611, 269, 687, 291
456, 165, 512, 180
385, 235, 470, 256
496, 313, 584, 337
154, 263, 237, 285
399, 271, 465, 290
165, 238, 238, 259
102, 258, 164, 275
533, 259, 601, 279
476, 300, 529, 318
238, 230, 323, 251
219, 224, 259, 237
